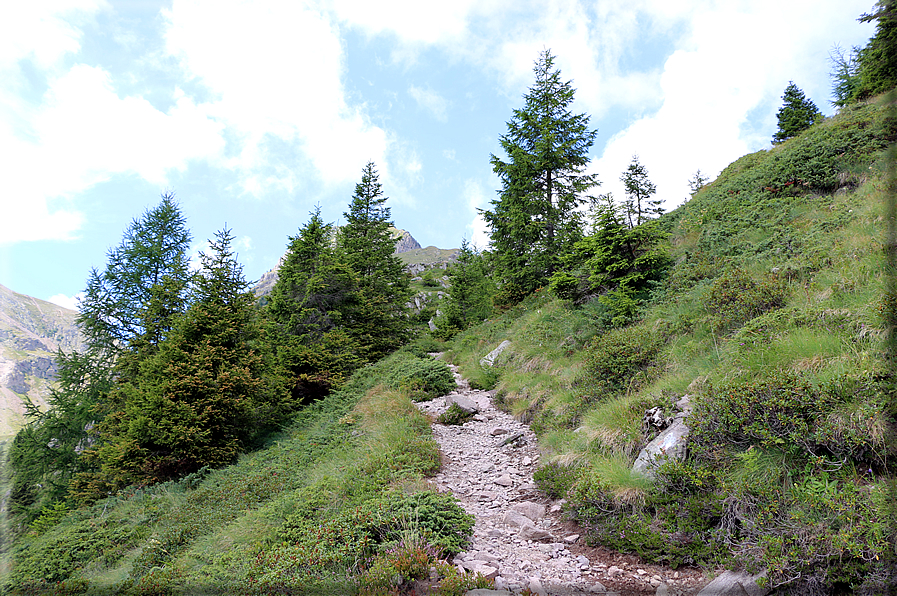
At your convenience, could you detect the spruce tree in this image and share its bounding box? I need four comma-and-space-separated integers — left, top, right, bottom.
338, 161, 411, 360
620, 155, 661, 227
435, 239, 493, 338
73, 229, 280, 491
483, 49, 600, 302
266, 207, 363, 400
773, 82, 823, 144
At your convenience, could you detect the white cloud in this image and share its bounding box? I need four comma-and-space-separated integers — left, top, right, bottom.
462, 178, 491, 250
47, 292, 84, 311
593, 0, 874, 212
1, 64, 225, 244
408, 85, 450, 121
0, 0, 105, 71
331, 0, 481, 46
163, 0, 389, 193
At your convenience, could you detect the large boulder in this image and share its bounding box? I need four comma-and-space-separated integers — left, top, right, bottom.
632, 396, 693, 479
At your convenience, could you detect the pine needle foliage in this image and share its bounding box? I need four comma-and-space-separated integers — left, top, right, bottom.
483, 49, 600, 302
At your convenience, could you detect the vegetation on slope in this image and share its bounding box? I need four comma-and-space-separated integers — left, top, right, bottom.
3, 347, 489, 595
445, 94, 897, 594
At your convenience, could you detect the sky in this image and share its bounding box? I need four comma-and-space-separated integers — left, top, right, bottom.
0, 0, 876, 310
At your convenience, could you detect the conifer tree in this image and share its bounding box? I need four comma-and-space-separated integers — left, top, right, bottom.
9, 194, 193, 519
620, 155, 662, 227
483, 49, 600, 302
72, 229, 281, 491
772, 82, 823, 144
266, 207, 362, 400
853, 0, 897, 101
435, 239, 493, 338
338, 161, 411, 360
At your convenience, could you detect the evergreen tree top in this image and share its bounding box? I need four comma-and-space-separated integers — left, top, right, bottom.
773, 82, 823, 144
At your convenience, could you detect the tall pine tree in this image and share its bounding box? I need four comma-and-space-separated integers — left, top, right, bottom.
338, 162, 411, 360
483, 49, 600, 303
266, 207, 362, 401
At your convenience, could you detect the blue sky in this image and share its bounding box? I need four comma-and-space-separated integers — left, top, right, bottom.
0, 0, 875, 309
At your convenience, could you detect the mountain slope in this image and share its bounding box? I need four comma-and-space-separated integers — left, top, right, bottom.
0, 285, 82, 437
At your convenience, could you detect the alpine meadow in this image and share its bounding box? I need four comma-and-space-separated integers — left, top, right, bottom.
3, 3, 897, 596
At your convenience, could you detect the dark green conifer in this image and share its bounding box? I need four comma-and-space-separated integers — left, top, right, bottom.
338, 161, 412, 360
773, 82, 823, 144
483, 49, 600, 303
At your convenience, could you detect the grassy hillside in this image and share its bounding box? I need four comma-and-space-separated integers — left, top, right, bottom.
2, 347, 498, 595
444, 95, 897, 594
5, 96, 895, 596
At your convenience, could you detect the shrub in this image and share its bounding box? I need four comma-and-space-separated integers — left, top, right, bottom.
580, 323, 667, 400
437, 403, 474, 426
704, 267, 788, 333
689, 372, 830, 456
534, 461, 582, 499
378, 354, 456, 401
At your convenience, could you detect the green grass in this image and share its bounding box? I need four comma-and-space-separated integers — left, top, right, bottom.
3, 352, 480, 595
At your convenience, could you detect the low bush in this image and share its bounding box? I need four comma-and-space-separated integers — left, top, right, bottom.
580, 323, 667, 400
377, 353, 456, 401
533, 461, 583, 499
437, 402, 474, 426
704, 267, 788, 333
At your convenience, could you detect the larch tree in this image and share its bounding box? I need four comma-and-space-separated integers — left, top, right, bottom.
9, 194, 193, 520
483, 49, 600, 303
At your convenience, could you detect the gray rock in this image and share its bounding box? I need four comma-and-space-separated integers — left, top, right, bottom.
510, 501, 546, 522
632, 416, 689, 479
448, 394, 479, 413
502, 510, 533, 528
480, 340, 511, 367
696, 571, 768, 596
494, 474, 514, 487
519, 524, 553, 542
464, 590, 512, 596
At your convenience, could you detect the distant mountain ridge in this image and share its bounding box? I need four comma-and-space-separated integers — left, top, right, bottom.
253, 227, 457, 297
0, 284, 83, 437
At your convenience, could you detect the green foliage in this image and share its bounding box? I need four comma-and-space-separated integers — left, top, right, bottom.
376, 353, 456, 401
533, 461, 582, 499
339, 161, 413, 360
265, 207, 364, 402
689, 372, 830, 455
851, 0, 897, 102
772, 82, 823, 144
6, 517, 149, 591
434, 239, 494, 339
483, 49, 599, 300
548, 198, 671, 320
72, 228, 287, 496
27, 500, 70, 536
581, 322, 667, 400
620, 154, 663, 226
436, 403, 474, 426
704, 267, 789, 333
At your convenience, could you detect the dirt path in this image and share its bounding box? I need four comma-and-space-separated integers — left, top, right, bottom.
415, 364, 709, 596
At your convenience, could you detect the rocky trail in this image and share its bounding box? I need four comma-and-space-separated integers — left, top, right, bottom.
415, 364, 713, 596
